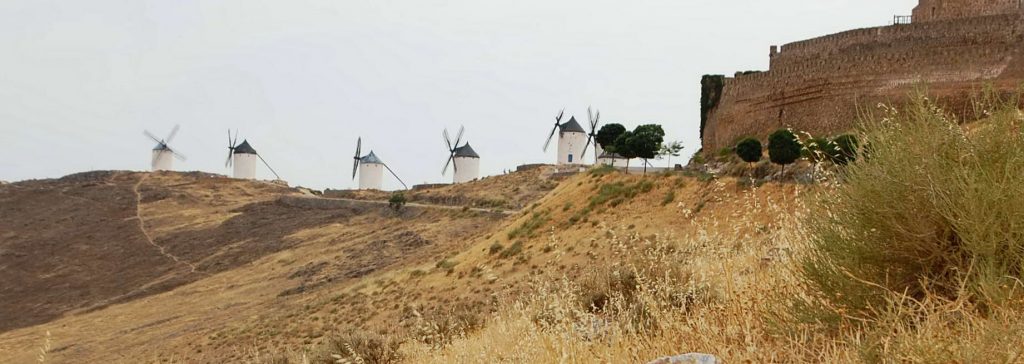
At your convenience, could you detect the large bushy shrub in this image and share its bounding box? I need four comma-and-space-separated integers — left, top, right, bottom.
768, 129, 801, 171
829, 134, 859, 165
800, 95, 1024, 323
802, 137, 831, 163
735, 138, 763, 164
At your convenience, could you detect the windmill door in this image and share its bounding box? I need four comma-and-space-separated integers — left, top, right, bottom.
568, 154, 574, 163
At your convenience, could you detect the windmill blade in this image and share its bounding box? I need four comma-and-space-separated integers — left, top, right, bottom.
225, 153, 233, 168
352, 138, 362, 179
453, 125, 465, 148
257, 154, 281, 180
442, 154, 454, 175
168, 148, 187, 161
542, 124, 558, 152
580, 136, 593, 159
143, 130, 162, 145
556, 109, 564, 123
443, 129, 452, 151
382, 163, 408, 190
165, 124, 180, 144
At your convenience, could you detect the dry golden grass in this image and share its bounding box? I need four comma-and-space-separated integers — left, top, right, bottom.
402, 182, 811, 363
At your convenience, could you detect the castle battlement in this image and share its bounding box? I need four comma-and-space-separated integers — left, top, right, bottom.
701, 1, 1024, 154
914, 0, 1023, 22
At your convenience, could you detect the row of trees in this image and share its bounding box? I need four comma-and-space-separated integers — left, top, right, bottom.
593, 123, 670, 172
735, 129, 859, 172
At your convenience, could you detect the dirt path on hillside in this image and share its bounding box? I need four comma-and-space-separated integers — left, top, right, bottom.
310, 196, 520, 215
132, 174, 199, 273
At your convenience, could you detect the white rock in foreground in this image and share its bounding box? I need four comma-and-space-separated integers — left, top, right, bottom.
646, 353, 720, 364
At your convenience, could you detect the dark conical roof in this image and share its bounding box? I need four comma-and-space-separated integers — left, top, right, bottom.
454, 143, 480, 158
360, 151, 384, 164
153, 142, 169, 151
559, 116, 586, 134
233, 140, 258, 154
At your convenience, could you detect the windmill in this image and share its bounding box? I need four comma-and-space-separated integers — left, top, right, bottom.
225, 130, 281, 180
542, 109, 588, 165
144, 125, 186, 171
442, 126, 481, 184
580, 106, 601, 164
352, 137, 407, 190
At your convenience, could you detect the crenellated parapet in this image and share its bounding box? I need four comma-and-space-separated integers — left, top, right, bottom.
700, 7, 1024, 154
914, 0, 1023, 22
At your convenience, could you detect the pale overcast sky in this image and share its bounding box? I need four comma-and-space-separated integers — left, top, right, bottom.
0, 0, 916, 190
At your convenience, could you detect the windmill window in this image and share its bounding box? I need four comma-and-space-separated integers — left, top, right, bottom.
568, 154, 574, 163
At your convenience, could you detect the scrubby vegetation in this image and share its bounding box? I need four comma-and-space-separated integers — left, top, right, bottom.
796, 95, 1024, 332
406, 94, 1024, 363
245, 94, 1024, 364
507, 210, 551, 239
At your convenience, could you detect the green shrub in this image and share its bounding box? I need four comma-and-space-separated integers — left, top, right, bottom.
802, 137, 832, 163
829, 134, 859, 165
488, 242, 504, 255
388, 192, 407, 211
499, 241, 524, 259
735, 138, 763, 164
661, 190, 676, 206
768, 129, 801, 170
508, 211, 550, 239
798, 95, 1024, 327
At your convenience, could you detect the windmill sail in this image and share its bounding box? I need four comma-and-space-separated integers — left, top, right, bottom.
383, 163, 408, 190
543, 109, 564, 152
352, 137, 362, 179
442, 125, 465, 175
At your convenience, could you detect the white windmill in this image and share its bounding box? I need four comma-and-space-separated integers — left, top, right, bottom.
225, 130, 281, 180
442, 126, 481, 184
351, 137, 407, 190
542, 110, 589, 165
143, 125, 186, 171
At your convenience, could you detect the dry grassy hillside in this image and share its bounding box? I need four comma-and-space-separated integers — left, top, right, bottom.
256, 168, 811, 363
0, 170, 532, 363
0, 164, 802, 363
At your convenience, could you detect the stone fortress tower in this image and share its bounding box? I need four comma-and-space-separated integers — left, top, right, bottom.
914, 0, 1022, 22
700, 0, 1024, 154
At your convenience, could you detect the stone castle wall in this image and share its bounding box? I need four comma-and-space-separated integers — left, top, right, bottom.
702, 11, 1024, 154
914, 0, 1022, 22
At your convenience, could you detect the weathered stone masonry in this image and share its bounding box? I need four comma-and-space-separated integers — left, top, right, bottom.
701, 1, 1024, 154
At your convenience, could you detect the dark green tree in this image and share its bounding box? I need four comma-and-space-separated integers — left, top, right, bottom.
768, 129, 801, 173
630, 124, 666, 174
735, 138, 763, 164
596, 123, 627, 150
596, 123, 627, 165
830, 134, 859, 165
613, 131, 637, 169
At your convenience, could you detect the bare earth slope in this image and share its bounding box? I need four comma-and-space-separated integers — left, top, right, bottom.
0, 169, 549, 362
0, 170, 294, 332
